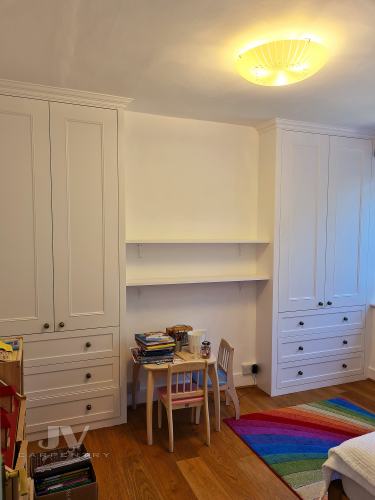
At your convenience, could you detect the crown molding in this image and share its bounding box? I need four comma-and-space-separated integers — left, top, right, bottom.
0, 79, 134, 110
257, 118, 375, 139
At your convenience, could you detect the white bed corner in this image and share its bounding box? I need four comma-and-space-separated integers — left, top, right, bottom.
322, 431, 375, 499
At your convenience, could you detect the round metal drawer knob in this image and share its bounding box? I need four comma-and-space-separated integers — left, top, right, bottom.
299, 321, 304, 326
298, 346, 304, 351
327, 301, 333, 306
86, 404, 92, 411
59, 321, 65, 328
318, 302, 324, 306
343, 317, 348, 322
297, 370, 303, 376
86, 373, 92, 379
342, 364, 347, 369
343, 340, 348, 345
43, 323, 50, 329
85, 342, 92, 348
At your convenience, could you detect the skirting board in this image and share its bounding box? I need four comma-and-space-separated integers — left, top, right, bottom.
368, 366, 375, 380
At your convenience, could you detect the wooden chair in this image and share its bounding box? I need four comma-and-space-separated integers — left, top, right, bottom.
157, 360, 210, 452
195, 338, 240, 421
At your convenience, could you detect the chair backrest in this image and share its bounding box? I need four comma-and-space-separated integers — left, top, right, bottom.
217, 338, 235, 386
167, 360, 208, 403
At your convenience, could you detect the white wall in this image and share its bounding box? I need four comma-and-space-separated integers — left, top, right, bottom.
126, 283, 257, 389
122, 111, 259, 391
124, 111, 258, 240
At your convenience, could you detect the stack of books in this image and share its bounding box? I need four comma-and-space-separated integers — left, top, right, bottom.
133, 332, 176, 364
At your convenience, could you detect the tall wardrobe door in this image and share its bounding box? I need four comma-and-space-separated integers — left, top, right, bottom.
50, 103, 119, 331
0, 95, 54, 335
279, 131, 329, 312
325, 137, 371, 308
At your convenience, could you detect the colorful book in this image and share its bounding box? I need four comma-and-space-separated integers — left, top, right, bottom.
135, 333, 175, 345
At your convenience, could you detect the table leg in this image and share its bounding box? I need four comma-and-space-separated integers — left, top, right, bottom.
146, 370, 155, 445
132, 363, 141, 410
208, 363, 221, 431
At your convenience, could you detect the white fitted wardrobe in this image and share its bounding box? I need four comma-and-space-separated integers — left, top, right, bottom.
0, 82, 131, 439
256, 119, 373, 396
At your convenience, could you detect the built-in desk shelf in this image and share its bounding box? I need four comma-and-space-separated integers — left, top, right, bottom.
126, 274, 270, 287
126, 239, 270, 244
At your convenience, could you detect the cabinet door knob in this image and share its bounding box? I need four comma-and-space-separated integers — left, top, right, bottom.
343, 340, 348, 345
343, 317, 348, 322
318, 301, 324, 306
297, 370, 303, 376
59, 321, 65, 328
342, 363, 347, 369
85, 342, 92, 348
298, 346, 304, 351
299, 321, 304, 326
86, 373, 92, 379
86, 404, 92, 411
43, 323, 50, 329
327, 301, 332, 306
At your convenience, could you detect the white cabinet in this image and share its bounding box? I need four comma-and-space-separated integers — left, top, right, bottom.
325, 137, 371, 308
256, 120, 372, 397
0, 87, 124, 439
279, 131, 371, 313
279, 131, 329, 312
50, 103, 119, 331
0, 97, 119, 335
0, 95, 54, 335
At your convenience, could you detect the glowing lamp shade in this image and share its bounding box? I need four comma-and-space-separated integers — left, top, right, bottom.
237, 39, 328, 86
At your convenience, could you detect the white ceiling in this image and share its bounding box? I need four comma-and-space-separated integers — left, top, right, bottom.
1, 0, 375, 129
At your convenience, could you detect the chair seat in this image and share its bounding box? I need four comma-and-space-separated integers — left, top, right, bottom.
192, 367, 227, 387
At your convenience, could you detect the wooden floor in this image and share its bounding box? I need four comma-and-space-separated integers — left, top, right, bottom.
30, 379, 375, 500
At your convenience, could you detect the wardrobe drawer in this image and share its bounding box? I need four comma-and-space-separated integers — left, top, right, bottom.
278, 332, 363, 363
26, 388, 120, 433
24, 327, 119, 367
277, 355, 363, 389
278, 309, 365, 337
25, 357, 119, 398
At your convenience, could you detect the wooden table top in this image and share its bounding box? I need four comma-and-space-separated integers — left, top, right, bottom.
143, 351, 216, 371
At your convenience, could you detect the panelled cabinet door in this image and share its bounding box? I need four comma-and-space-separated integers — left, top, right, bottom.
279, 131, 329, 312
325, 137, 371, 308
0, 95, 54, 335
50, 103, 119, 331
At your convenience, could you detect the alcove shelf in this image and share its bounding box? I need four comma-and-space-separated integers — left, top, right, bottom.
126, 274, 270, 286
125, 239, 270, 244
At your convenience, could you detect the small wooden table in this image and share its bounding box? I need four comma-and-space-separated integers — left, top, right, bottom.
132, 351, 221, 445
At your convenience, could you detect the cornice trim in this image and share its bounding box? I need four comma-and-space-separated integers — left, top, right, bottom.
257, 118, 375, 139
0, 79, 134, 109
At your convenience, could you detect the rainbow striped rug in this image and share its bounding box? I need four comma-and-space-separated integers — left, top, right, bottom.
225, 398, 375, 500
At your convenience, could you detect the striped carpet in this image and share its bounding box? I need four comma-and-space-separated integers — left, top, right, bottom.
224, 398, 375, 500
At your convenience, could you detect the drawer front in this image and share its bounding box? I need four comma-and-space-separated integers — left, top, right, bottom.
278, 332, 363, 363
26, 388, 120, 433
278, 309, 365, 337
24, 327, 119, 367
25, 358, 119, 398
277, 355, 363, 389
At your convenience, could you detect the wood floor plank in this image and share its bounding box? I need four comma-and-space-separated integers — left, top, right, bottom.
177, 457, 231, 500
237, 455, 297, 500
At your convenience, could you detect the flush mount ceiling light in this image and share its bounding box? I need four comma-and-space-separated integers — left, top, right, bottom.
236, 38, 328, 86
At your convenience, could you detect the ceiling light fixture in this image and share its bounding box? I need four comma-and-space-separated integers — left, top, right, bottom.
236, 38, 328, 86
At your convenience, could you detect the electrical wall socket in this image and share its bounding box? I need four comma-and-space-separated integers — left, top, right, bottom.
241, 362, 253, 375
